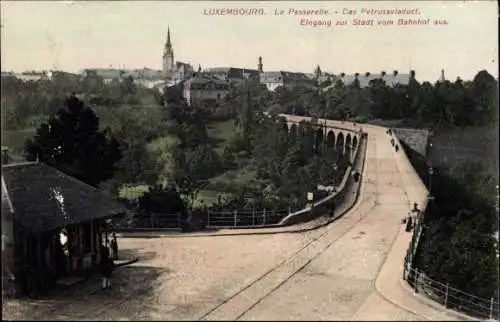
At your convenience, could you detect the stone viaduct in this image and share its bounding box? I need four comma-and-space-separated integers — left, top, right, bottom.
281, 114, 364, 163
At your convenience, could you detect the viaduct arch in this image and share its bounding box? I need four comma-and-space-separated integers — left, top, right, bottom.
281, 116, 362, 163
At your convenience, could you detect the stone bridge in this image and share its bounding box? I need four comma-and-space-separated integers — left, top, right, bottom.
4, 115, 469, 321
281, 114, 364, 162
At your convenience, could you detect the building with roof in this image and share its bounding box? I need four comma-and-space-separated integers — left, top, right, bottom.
324, 70, 414, 91
81, 68, 124, 84
204, 66, 260, 84
1, 161, 126, 296
260, 70, 316, 91
182, 75, 230, 107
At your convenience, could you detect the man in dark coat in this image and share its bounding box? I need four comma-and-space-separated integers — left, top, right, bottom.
100, 243, 113, 289
110, 233, 118, 260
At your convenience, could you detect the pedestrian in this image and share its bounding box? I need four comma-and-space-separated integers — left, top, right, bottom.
329, 202, 335, 218
110, 233, 118, 260
100, 243, 113, 289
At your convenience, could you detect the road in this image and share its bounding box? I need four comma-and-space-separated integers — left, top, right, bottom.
2, 123, 460, 321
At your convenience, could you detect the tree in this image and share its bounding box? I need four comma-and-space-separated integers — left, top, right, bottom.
138, 184, 186, 214
470, 70, 498, 124
24, 95, 122, 187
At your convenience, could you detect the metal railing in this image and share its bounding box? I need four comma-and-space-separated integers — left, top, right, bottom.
403, 263, 499, 320
110, 209, 292, 229
206, 209, 289, 227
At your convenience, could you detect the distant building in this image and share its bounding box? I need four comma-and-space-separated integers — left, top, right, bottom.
204, 67, 260, 85
81, 68, 124, 84
14, 71, 50, 82
257, 57, 316, 91
182, 75, 230, 107
260, 71, 316, 91
162, 27, 194, 83
324, 70, 414, 91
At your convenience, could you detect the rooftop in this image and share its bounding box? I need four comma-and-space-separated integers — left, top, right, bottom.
2, 162, 126, 234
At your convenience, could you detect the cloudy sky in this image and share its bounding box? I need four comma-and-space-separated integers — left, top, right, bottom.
1, 1, 497, 81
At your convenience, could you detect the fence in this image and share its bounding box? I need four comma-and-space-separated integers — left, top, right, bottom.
111, 208, 292, 229
403, 263, 499, 320
206, 209, 289, 227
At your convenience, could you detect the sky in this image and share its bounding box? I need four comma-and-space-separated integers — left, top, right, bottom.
1, 1, 498, 82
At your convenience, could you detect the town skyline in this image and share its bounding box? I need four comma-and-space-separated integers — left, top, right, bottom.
1, 1, 497, 82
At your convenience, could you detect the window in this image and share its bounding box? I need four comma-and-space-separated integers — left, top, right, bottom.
217, 93, 221, 100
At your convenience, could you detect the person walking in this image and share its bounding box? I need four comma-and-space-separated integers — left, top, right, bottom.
110, 233, 118, 261
100, 243, 113, 289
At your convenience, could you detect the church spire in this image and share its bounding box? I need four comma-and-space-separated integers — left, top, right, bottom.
166, 26, 172, 48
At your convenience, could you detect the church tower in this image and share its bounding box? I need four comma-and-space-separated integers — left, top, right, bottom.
163, 26, 175, 76
258, 56, 263, 72
439, 69, 446, 83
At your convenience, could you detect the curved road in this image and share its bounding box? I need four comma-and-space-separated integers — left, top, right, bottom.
3, 123, 461, 321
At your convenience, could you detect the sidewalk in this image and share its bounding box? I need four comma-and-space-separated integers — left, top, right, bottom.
375, 224, 474, 321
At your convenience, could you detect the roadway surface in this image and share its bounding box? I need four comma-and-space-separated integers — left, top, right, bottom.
2, 122, 462, 321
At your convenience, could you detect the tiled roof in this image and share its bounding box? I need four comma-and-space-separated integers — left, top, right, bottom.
2, 162, 126, 234
185, 75, 229, 87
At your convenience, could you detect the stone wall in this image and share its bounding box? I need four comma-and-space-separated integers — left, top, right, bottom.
279, 132, 367, 226
392, 128, 430, 157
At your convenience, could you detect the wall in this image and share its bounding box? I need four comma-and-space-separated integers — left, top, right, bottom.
279, 131, 366, 226
392, 128, 429, 157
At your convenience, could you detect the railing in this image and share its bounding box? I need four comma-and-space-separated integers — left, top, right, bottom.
206, 209, 289, 227
403, 261, 499, 320
390, 126, 500, 321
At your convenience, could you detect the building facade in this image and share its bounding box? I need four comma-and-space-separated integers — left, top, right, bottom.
332, 70, 413, 89
182, 75, 230, 107
260, 70, 316, 91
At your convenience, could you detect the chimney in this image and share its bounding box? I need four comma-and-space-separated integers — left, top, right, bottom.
381, 71, 386, 77
410, 70, 416, 78
365, 72, 370, 77
1, 146, 9, 165
393, 70, 398, 76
